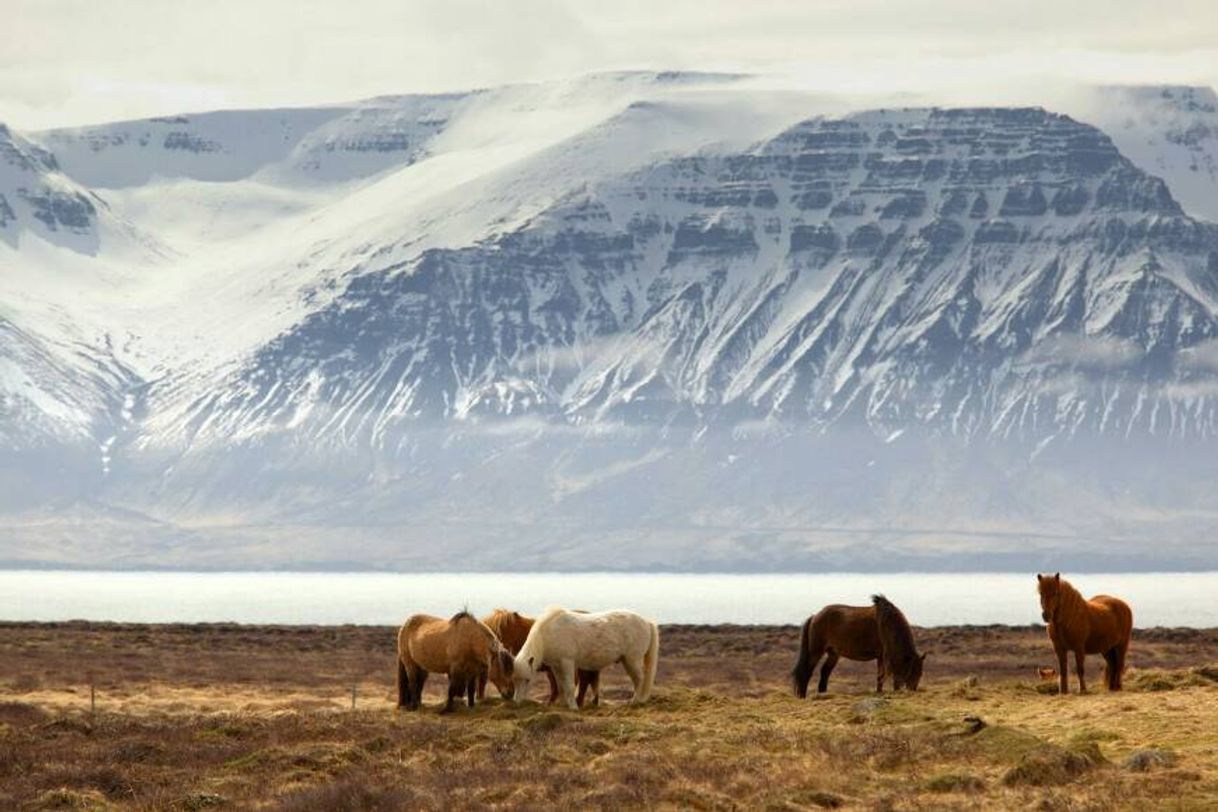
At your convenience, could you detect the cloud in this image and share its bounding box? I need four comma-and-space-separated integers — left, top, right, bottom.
1022, 334, 1144, 371
1161, 380, 1218, 400
1, 0, 1216, 128
1177, 339, 1218, 373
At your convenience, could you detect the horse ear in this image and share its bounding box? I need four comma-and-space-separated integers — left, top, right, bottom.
1053, 572, 1060, 583
1036, 574, 1043, 582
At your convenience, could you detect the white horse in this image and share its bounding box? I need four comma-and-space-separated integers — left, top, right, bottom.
513, 607, 659, 709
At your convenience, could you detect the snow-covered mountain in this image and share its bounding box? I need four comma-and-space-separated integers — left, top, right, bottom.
4, 73, 1218, 571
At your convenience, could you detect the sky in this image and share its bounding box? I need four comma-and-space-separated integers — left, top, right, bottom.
2, 0, 1217, 129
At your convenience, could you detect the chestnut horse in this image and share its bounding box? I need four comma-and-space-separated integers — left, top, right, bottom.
1036, 573, 1133, 694
792, 595, 926, 697
396, 611, 515, 712
480, 609, 600, 706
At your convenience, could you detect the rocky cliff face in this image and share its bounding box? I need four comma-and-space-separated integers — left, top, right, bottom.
4, 77, 1218, 569
151, 107, 1218, 451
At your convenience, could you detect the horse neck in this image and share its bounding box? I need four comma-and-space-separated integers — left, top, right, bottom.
484, 611, 508, 637
1056, 580, 1085, 617
517, 631, 541, 668
876, 606, 916, 659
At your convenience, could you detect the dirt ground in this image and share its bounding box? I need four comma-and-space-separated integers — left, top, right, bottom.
2, 621, 1218, 809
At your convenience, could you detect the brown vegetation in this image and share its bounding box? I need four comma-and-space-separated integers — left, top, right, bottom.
2, 621, 1218, 809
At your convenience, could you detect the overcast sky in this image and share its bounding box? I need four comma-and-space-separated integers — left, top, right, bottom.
3, 0, 1216, 129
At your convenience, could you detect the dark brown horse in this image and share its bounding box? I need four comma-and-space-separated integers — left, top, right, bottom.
792, 595, 926, 697
1036, 573, 1133, 694
480, 609, 600, 706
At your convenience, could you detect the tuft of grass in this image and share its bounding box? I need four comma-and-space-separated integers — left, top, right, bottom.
1126, 669, 1211, 692
1124, 748, 1177, 772
1002, 741, 1105, 787
925, 771, 986, 793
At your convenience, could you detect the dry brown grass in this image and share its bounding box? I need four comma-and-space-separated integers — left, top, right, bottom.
2, 622, 1218, 809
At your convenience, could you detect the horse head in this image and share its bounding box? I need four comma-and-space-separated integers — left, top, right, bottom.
512, 652, 538, 703
488, 644, 515, 699
901, 651, 928, 690
1036, 572, 1062, 623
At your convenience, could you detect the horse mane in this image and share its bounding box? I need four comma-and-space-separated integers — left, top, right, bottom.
482, 608, 511, 633
1048, 576, 1089, 631
449, 608, 475, 624
1056, 577, 1084, 610
871, 594, 917, 664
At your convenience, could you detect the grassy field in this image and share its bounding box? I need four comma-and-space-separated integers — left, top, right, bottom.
2, 622, 1218, 810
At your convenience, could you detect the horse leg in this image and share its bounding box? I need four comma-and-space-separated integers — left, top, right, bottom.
575, 670, 591, 708
798, 636, 826, 698
554, 660, 577, 710
587, 671, 601, 707
1056, 646, 1069, 695
412, 669, 429, 710
875, 654, 886, 694
1074, 649, 1087, 694
1102, 649, 1118, 692
622, 654, 645, 703
467, 675, 477, 708
443, 674, 464, 714
476, 672, 487, 701
1114, 640, 1129, 691
544, 667, 560, 704
396, 659, 412, 709
818, 651, 840, 694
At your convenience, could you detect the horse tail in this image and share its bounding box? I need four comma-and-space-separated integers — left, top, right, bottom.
792, 615, 815, 695
396, 656, 411, 708
640, 621, 660, 700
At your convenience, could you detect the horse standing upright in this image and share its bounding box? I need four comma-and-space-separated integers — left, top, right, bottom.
792, 595, 926, 697
396, 611, 515, 713
1036, 573, 1133, 695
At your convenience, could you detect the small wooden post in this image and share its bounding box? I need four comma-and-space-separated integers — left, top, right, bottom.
351, 684, 357, 710
90, 682, 96, 716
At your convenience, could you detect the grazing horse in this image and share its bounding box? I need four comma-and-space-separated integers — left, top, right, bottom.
513, 607, 659, 709
1036, 573, 1133, 695
396, 611, 515, 713
792, 595, 926, 697
480, 609, 600, 706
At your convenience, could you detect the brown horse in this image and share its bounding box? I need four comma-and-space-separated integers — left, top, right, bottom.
480, 608, 600, 706
396, 611, 515, 712
1036, 573, 1133, 695
792, 595, 926, 697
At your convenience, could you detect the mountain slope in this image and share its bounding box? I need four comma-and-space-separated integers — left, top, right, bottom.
4, 77, 1218, 569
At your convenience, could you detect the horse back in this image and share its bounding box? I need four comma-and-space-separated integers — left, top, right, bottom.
399, 613, 490, 675
535, 609, 653, 668
1084, 595, 1133, 652
812, 604, 882, 661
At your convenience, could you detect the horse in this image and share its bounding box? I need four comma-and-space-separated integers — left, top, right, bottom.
480, 609, 601, 706
513, 607, 659, 709
396, 611, 515, 713
792, 595, 926, 697
1036, 573, 1133, 695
